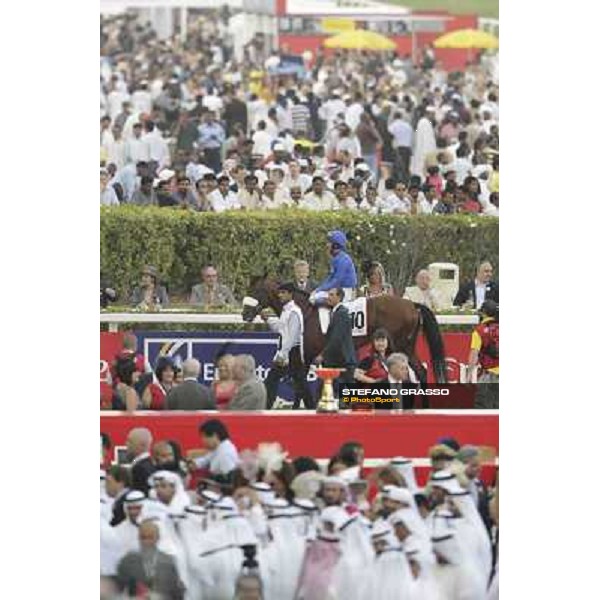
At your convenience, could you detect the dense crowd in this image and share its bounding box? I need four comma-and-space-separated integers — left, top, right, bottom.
100, 423, 499, 599
100, 10, 499, 216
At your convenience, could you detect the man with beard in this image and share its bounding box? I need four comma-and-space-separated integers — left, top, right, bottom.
114, 491, 147, 561
319, 476, 347, 509
126, 427, 155, 496
116, 520, 185, 599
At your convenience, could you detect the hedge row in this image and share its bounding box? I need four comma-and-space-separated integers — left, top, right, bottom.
100, 207, 499, 300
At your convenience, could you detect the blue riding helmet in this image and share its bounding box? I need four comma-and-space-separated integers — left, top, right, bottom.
327, 230, 348, 248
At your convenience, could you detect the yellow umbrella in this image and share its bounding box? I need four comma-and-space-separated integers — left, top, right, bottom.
323, 29, 396, 51
433, 28, 499, 50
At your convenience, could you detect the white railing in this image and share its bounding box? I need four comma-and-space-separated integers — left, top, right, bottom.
100, 312, 478, 332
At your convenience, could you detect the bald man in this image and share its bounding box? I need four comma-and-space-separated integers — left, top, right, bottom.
126, 427, 155, 495
116, 520, 185, 599
453, 261, 499, 309
403, 269, 444, 311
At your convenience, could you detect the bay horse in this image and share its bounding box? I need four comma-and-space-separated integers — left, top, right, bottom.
241, 276, 447, 384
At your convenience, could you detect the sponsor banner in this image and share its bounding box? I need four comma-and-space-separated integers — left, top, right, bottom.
100, 412, 499, 486
100, 330, 476, 405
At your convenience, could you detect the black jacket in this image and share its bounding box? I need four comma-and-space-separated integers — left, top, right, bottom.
165, 380, 216, 410
453, 280, 499, 307
323, 305, 356, 369
131, 456, 155, 496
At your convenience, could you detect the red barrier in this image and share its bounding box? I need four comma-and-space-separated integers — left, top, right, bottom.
100, 411, 498, 485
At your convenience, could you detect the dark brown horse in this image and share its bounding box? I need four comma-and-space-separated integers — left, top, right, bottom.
241, 276, 447, 384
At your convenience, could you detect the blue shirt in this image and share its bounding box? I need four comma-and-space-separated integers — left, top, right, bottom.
198, 122, 225, 149
317, 250, 358, 291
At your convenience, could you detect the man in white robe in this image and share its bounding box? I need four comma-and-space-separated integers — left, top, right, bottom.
196, 496, 257, 600
431, 521, 487, 600
390, 457, 419, 493
260, 499, 306, 600
369, 520, 412, 600
411, 107, 437, 178
114, 490, 147, 561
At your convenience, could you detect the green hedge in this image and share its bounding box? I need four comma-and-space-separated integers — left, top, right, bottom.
100, 207, 499, 301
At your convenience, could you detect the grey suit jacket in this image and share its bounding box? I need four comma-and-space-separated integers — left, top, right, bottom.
116, 550, 185, 599
227, 378, 267, 410
165, 380, 216, 410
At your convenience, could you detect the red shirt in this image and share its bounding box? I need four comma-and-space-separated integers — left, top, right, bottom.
461, 198, 482, 214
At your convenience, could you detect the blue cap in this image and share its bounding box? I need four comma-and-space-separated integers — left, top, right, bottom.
327, 230, 347, 248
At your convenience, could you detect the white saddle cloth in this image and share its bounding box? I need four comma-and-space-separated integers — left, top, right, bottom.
318, 296, 368, 336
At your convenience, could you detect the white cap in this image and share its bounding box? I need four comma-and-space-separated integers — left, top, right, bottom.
158, 168, 176, 181
124, 490, 146, 504
212, 496, 238, 511
200, 489, 222, 504
272, 142, 285, 152
429, 470, 464, 494
322, 476, 347, 488
355, 163, 370, 173
382, 485, 412, 504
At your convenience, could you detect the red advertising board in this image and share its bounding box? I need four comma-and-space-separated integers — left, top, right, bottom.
100, 411, 498, 486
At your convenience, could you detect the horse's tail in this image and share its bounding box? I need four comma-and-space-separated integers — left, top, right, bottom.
415, 303, 447, 384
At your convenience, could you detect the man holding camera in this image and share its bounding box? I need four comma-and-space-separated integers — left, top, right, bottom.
261, 282, 314, 410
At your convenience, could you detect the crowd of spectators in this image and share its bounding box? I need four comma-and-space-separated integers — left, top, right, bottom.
100, 423, 498, 599
100, 10, 499, 217
105, 258, 497, 313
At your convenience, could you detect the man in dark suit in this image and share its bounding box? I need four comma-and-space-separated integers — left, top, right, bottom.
126, 427, 155, 496
453, 261, 499, 309
105, 465, 131, 526
116, 520, 185, 599
227, 354, 267, 410
316, 288, 356, 391
293, 259, 318, 294
165, 358, 216, 410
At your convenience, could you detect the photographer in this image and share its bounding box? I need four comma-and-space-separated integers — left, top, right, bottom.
467, 300, 499, 409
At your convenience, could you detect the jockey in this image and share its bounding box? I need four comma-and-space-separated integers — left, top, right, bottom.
311, 230, 358, 305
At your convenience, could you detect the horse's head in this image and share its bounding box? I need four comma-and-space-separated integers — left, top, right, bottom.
241, 274, 280, 322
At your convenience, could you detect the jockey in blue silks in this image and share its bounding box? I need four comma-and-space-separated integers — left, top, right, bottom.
311, 230, 358, 304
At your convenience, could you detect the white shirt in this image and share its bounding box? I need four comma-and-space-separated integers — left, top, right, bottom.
380, 192, 410, 215
104, 139, 127, 170
284, 173, 312, 193
388, 119, 413, 148
252, 130, 273, 157
100, 186, 119, 206
345, 103, 364, 132
143, 131, 170, 168
208, 189, 241, 212
131, 90, 152, 115
300, 191, 339, 211
194, 439, 239, 475
418, 198, 439, 215
107, 90, 130, 120
125, 137, 150, 164
203, 94, 223, 113
474, 282, 487, 309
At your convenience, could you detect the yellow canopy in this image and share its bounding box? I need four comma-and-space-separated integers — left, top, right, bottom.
433, 28, 499, 50
323, 29, 396, 51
